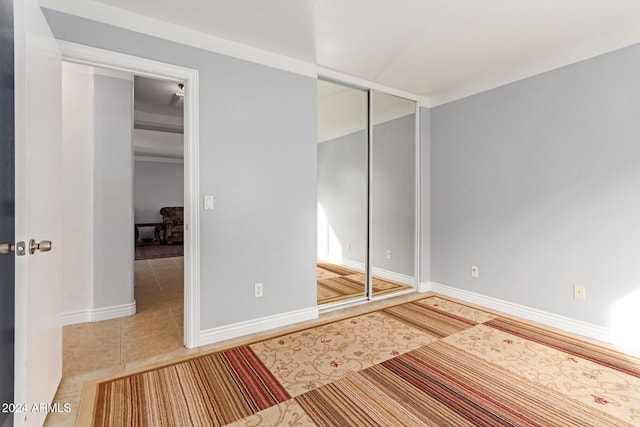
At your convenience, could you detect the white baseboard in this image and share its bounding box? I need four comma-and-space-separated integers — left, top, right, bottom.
325, 258, 415, 286
372, 267, 414, 286
417, 282, 431, 293
61, 309, 92, 326
338, 258, 365, 271
199, 306, 319, 346
62, 301, 137, 325
427, 282, 614, 345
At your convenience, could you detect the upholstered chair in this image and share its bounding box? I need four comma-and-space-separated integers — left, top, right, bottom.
160, 207, 184, 245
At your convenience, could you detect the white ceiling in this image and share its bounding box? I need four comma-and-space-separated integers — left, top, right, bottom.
134, 76, 184, 119
50, 0, 640, 105
133, 76, 184, 133
132, 76, 184, 158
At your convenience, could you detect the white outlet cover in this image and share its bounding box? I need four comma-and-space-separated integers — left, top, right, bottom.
574, 285, 586, 300
204, 195, 214, 210
255, 283, 263, 297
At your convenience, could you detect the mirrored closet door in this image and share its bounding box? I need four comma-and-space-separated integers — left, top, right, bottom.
316, 79, 418, 307
370, 91, 417, 297
316, 79, 368, 305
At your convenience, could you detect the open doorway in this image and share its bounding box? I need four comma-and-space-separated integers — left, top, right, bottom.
59, 49, 199, 376
133, 75, 185, 350
59, 41, 200, 349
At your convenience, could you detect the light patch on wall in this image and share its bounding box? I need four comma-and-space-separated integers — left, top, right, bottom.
317, 204, 342, 263
611, 288, 640, 355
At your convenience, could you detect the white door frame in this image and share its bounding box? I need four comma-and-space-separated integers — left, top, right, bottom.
59, 41, 201, 348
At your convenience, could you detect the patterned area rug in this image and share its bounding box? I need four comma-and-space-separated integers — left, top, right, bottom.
91, 295, 640, 426
316, 261, 412, 304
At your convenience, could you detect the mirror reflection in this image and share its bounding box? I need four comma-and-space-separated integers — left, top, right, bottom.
370, 91, 416, 296
316, 81, 417, 307
316, 79, 368, 305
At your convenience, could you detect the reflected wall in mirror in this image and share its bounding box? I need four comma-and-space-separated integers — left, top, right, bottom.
370, 91, 416, 296
316, 79, 368, 305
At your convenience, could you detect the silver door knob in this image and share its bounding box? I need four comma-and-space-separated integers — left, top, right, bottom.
29, 239, 52, 254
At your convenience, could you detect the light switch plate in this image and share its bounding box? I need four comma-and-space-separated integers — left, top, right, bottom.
204, 195, 214, 210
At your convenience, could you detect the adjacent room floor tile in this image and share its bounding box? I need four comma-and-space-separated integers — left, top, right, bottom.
52, 256, 186, 425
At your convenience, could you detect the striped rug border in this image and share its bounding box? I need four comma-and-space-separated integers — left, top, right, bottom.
91, 346, 291, 426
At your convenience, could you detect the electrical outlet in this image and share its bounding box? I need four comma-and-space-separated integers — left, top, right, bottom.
254, 283, 263, 298
573, 285, 586, 300
386, 250, 392, 260
471, 266, 479, 278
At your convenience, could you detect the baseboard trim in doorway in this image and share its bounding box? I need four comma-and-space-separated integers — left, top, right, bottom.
199, 306, 318, 346
62, 301, 136, 325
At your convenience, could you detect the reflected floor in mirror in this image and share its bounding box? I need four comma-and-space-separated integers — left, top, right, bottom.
317, 260, 412, 305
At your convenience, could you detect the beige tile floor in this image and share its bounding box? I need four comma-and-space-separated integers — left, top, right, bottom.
45, 256, 189, 426
45, 257, 424, 426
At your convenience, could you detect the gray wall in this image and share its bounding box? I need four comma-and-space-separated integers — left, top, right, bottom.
430, 44, 640, 327
317, 130, 368, 266
92, 73, 134, 308
317, 114, 416, 277
371, 114, 415, 276
134, 160, 184, 224
61, 63, 93, 314
44, 9, 317, 329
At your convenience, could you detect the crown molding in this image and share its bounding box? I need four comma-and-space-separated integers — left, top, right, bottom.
40, 0, 318, 78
